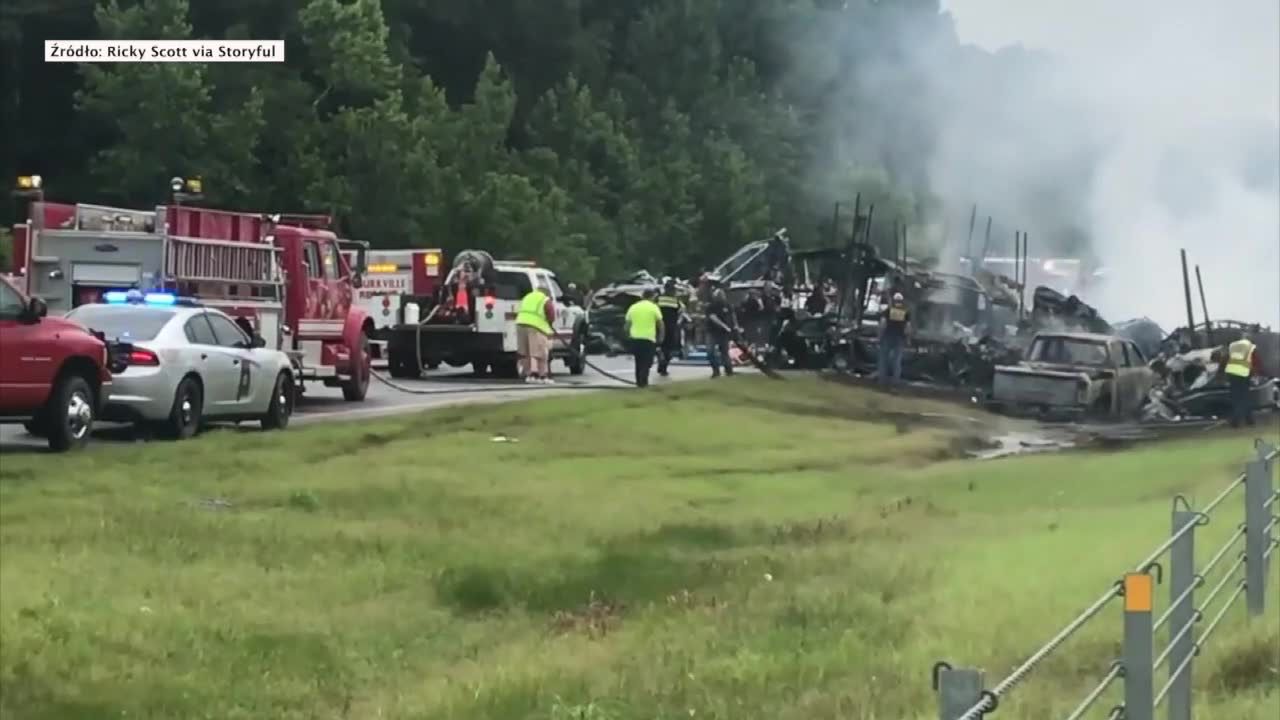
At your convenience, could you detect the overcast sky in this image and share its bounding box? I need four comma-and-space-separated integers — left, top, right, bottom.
941, 0, 1280, 125
940, 0, 1280, 327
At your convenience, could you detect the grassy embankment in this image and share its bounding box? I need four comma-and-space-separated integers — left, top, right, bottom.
1, 377, 1277, 719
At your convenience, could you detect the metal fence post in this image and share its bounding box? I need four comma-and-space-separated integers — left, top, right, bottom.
1123, 572, 1155, 720
1167, 504, 1198, 720
936, 666, 984, 720
1244, 456, 1270, 616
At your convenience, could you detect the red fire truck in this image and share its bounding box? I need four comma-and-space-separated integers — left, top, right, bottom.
347, 248, 445, 357
12, 201, 375, 401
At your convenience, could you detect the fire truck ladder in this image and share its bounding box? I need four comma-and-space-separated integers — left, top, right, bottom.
164, 235, 283, 301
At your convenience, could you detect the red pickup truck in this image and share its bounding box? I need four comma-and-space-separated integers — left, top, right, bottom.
0, 275, 113, 450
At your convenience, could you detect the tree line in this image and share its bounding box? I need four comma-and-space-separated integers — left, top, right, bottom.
4, 0, 1043, 284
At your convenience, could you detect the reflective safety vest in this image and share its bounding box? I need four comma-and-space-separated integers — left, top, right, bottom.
656, 294, 681, 309
516, 290, 552, 335
1225, 339, 1255, 378
626, 299, 662, 341
886, 305, 908, 323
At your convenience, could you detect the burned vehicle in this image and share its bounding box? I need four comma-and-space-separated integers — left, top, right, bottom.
991, 332, 1156, 420
585, 271, 693, 355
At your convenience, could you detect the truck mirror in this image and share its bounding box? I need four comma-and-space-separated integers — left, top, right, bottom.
21, 296, 47, 323
251, 334, 267, 349
351, 273, 364, 289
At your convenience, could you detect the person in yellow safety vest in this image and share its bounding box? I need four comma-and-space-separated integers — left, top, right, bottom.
1224, 331, 1257, 428
515, 285, 557, 384
624, 288, 665, 388
877, 291, 911, 385
655, 279, 684, 377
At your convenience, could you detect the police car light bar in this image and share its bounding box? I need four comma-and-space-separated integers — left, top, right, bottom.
103, 290, 189, 306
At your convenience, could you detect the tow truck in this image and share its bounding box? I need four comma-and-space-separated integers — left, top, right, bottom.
11, 198, 374, 401
347, 248, 445, 359
385, 253, 587, 378
0, 274, 119, 450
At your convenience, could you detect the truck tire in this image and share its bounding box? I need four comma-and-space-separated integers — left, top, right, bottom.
472, 361, 490, 377
45, 375, 95, 452
163, 376, 203, 440
494, 357, 520, 379
426, 360, 440, 371
388, 348, 421, 379
343, 332, 371, 401
566, 330, 586, 376
260, 372, 294, 430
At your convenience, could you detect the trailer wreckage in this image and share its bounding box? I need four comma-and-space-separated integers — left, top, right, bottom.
582, 217, 1276, 425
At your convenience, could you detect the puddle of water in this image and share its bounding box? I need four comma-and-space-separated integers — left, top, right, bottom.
969, 430, 1078, 460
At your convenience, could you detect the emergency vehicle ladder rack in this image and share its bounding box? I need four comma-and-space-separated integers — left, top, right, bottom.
164, 234, 283, 302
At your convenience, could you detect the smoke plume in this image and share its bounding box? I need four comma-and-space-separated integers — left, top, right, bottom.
938, 0, 1280, 329
803, 0, 1278, 330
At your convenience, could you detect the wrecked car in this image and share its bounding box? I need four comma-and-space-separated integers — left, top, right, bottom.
1143, 346, 1278, 422
991, 332, 1156, 420
585, 272, 693, 354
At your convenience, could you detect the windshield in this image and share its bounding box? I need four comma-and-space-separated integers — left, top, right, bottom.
65, 305, 175, 341
1028, 337, 1111, 366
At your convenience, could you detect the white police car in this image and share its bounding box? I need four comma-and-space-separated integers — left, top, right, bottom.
64, 291, 297, 439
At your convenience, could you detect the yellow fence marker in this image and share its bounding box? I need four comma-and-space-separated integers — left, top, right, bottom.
1124, 572, 1154, 613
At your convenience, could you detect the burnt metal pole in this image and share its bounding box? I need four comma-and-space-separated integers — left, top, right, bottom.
838, 194, 862, 319
1195, 265, 1213, 339
1180, 249, 1198, 346
965, 204, 977, 260
1021, 232, 1030, 318
849, 194, 861, 248
891, 217, 900, 265
1014, 231, 1022, 317
979, 216, 993, 266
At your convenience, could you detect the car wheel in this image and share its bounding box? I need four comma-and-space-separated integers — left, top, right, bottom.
165, 377, 203, 440
342, 331, 371, 401
46, 375, 95, 452
260, 372, 294, 430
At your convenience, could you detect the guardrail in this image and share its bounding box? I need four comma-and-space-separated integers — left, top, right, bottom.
932, 439, 1279, 720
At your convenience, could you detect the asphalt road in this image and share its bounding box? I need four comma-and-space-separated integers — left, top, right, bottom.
0, 355, 719, 452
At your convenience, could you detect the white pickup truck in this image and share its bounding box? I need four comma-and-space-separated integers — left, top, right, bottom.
385, 260, 587, 378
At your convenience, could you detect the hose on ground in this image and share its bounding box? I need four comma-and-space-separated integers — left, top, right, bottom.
371, 302, 775, 396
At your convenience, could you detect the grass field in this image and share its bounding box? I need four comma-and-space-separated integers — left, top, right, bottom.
0, 377, 1277, 720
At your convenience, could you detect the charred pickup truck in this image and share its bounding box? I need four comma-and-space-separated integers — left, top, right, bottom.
990, 332, 1156, 420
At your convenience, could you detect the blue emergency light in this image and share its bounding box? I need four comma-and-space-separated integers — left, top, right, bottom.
103, 290, 180, 306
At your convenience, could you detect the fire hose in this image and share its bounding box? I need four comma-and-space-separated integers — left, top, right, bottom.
367, 304, 784, 396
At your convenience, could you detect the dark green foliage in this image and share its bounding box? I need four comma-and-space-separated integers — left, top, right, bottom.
7, 0, 1002, 283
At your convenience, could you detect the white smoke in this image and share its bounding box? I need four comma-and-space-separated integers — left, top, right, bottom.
941, 0, 1280, 331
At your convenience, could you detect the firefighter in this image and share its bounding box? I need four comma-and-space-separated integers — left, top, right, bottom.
877, 291, 911, 385
655, 279, 684, 376
515, 284, 556, 384
701, 275, 736, 378
624, 288, 664, 388
1224, 330, 1258, 428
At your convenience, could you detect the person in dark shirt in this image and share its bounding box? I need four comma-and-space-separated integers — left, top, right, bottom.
655, 279, 684, 376
701, 276, 736, 378
877, 292, 911, 384
804, 288, 827, 316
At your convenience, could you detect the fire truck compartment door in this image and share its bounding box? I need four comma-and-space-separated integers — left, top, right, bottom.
72, 262, 141, 286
